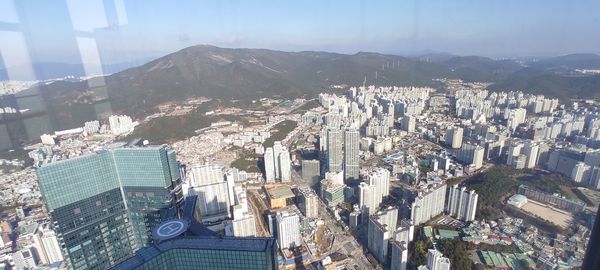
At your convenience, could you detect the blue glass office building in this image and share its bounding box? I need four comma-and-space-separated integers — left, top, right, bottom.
110, 236, 278, 270
109, 217, 278, 270
36, 145, 182, 270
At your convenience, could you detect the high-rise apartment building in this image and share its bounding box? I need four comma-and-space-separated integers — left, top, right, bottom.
276, 211, 301, 249
391, 240, 408, 270
264, 148, 276, 183
273, 142, 283, 179
358, 182, 381, 217
188, 165, 232, 221
367, 167, 391, 198
507, 108, 527, 133
344, 129, 360, 182
36, 145, 182, 270
401, 115, 416, 133
279, 148, 291, 183
228, 215, 257, 237
522, 141, 539, 169
327, 129, 344, 173
32, 224, 63, 265
445, 127, 463, 149
411, 183, 447, 225
507, 141, 524, 166
367, 207, 398, 263
298, 188, 319, 219
301, 159, 320, 186
446, 185, 478, 222
457, 143, 484, 169
263, 142, 291, 183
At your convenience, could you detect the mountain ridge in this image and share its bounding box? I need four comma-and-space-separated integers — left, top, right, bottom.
9, 45, 600, 130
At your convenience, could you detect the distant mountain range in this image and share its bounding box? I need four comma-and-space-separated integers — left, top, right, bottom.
0, 59, 156, 81
12, 45, 600, 124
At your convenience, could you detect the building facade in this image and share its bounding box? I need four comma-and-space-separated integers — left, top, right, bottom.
36, 145, 182, 270
446, 185, 478, 222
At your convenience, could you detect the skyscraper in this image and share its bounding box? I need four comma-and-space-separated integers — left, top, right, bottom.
445, 127, 463, 149
344, 129, 360, 182
401, 115, 416, 133
276, 211, 301, 249
319, 128, 328, 174
264, 148, 276, 183
279, 148, 291, 183
446, 185, 478, 222
327, 128, 343, 173
273, 142, 283, 179
263, 142, 291, 183
36, 145, 182, 270
301, 159, 320, 186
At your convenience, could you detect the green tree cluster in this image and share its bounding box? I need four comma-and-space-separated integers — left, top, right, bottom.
437, 239, 475, 270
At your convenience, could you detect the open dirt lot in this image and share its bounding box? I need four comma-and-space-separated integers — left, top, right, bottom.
520, 200, 573, 229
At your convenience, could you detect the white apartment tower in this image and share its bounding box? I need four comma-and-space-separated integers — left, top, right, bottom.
457, 143, 484, 170
367, 207, 399, 263
298, 188, 319, 218
32, 225, 63, 265
445, 127, 463, 149
188, 165, 232, 219
446, 185, 478, 222
401, 115, 416, 133
358, 182, 381, 217
279, 148, 291, 183
344, 129, 360, 182
276, 211, 301, 249
507, 108, 527, 133
273, 142, 283, 179
327, 128, 344, 173
367, 167, 391, 198
411, 183, 447, 225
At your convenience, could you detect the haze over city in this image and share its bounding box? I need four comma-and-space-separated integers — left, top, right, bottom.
1, 0, 600, 65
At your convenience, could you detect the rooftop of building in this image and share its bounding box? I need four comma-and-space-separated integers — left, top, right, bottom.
38, 143, 170, 167
437, 229, 460, 240
110, 236, 277, 270
265, 184, 295, 199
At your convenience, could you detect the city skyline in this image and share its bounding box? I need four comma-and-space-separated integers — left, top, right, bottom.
2, 1, 600, 269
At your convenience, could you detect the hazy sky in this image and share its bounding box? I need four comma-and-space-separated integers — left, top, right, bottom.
1, 0, 600, 65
